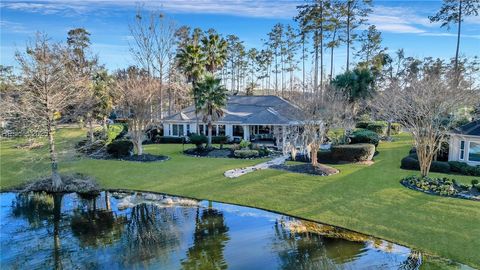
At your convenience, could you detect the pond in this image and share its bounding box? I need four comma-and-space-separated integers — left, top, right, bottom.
0, 191, 468, 269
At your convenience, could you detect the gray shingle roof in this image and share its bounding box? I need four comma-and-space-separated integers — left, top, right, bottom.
453, 120, 480, 136
164, 95, 301, 125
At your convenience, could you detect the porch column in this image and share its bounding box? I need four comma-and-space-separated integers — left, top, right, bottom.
226, 124, 233, 140
281, 125, 286, 148
183, 123, 187, 136
243, 125, 250, 141
163, 123, 170, 136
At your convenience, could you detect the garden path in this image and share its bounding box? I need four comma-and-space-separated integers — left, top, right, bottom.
224, 155, 289, 178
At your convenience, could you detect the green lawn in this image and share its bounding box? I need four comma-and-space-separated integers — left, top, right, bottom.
1, 128, 479, 268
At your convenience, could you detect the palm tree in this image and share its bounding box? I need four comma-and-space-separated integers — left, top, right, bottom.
202, 33, 228, 74
195, 76, 228, 148
176, 44, 205, 129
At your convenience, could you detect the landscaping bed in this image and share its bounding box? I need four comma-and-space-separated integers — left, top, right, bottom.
184, 147, 274, 159
113, 153, 169, 162
271, 163, 339, 176
401, 176, 480, 201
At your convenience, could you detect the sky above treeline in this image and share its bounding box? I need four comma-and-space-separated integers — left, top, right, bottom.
1, 0, 479, 74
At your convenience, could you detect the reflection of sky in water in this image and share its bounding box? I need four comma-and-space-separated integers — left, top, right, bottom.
0, 192, 469, 270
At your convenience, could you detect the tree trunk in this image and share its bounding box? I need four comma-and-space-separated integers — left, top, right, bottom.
346, 1, 351, 72
47, 120, 62, 190
314, 30, 319, 95
135, 135, 143, 156
417, 144, 433, 177
88, 117, 94, 143
302, 34, 306, 93
387, 120, 392, 139
311, 144, 318, 166
320, 1, 324, 100
102, 116, 108, 135
454, 0, 462, 86
207, 119, 213, 148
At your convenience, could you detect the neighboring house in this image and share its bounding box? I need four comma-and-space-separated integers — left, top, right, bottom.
448, 120, 480, 166
162, 95, 302, 146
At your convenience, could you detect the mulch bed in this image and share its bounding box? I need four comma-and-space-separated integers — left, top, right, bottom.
400, 179, 480, 201
271, 163, 339, 176
115, 154, 170, 162
184, 147, 274, 159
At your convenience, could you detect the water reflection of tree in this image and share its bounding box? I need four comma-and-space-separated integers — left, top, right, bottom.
70, 192, 126, 248
273, 219, 371, 270
12, 192, 54, 227
181, 207, 230, 270
121, 203, 184, 266
11, 192, 67, 270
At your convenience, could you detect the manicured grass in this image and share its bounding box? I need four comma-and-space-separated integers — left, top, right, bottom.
1, 128, 479, 268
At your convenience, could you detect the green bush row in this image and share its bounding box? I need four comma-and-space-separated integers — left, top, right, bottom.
355, 121, 401, 135
331, 143, 375, 162
350, 129, 379, 147
155, 136, 186, 144
106, 140, 133, 158
234, 149, 259, 158
401, 155, 480, 176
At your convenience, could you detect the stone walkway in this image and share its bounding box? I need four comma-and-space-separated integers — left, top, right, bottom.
224, 155, 289, 178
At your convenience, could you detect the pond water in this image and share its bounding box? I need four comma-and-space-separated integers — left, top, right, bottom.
0, 191, 467, 269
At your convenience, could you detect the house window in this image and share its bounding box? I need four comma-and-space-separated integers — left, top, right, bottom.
186, 124, 191, 135
199, 124, 205, 135
233, 125, 243, 137
468, 142, 480, 162
218, 125, 226, 136
459, 141, 465, 160
172, 124, 184, 136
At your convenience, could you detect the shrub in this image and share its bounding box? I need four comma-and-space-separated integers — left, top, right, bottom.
366, 121, 387, 135
331, 143, 375, 162
189, 134, 208, 149
239, 139, 251, 149
107, 140, 133, 158
448, 161, 480, 176
390, 123, 401, 135
400, 156, 420, 170
157, 136, 185, 144
401, 155, 450, 173
234, 149, 259, 158
350, 129, 379, 147
355, 121, 371, 129
472, 179, 479, 187
211, 136, 229, 145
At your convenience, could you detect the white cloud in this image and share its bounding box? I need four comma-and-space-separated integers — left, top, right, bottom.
0, 0, 301, 18
0, 20, 32, 33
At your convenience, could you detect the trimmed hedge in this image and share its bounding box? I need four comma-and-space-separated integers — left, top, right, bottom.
189, 134, 208, 148
400, 155, 451, 174
355, 121, 371, 129
366, 122, 388, 135
156, 136, 185, 144
390, 123, 401, 135
234, 149, 259, 158
350, 129, 380, 147
449, 161, 480, 176
107, 140, 133, 158
331, 143, 375, 162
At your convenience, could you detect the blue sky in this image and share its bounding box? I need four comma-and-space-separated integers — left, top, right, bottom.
1, 0, 479, 73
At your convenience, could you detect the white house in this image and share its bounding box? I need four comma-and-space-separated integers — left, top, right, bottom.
448, 120, 480, 166
162, 95, 302, 146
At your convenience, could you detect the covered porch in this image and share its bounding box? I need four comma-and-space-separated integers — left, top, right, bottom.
163, 122, 287, 147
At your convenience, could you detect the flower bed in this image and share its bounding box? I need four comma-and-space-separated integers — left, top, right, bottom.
401, 176, 480, 201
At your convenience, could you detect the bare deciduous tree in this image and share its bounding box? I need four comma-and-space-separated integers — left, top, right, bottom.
286, 88, 352, 166
115, 67, 159, 156
373, 74, 479, 177
10, 33, 81, 189
129, 8, 177, 121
